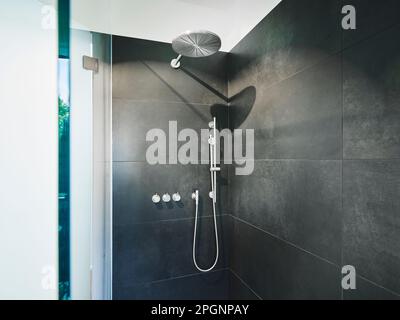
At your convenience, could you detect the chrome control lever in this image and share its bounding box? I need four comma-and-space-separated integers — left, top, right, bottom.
172, 192, 181, 202
152, 193, 161, 204
162, 193, 171, 203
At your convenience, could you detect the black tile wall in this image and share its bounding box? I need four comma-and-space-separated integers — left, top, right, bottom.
227, 0, 400, 300
113, 162, 199, 225
112, 36, 228, 299
230, 217, 341, 300
113, 215, 230, 289
343, 160, 400, 294
230, 56, 342, 160
343, 24, 400, 159
230, 160, 342, 264
228, 0, 343, 300
114, 269, 230, 300
113, 37, 227, 105
112, 0, 400, 300
229, 0, 341, 97
113, 99, 227, 162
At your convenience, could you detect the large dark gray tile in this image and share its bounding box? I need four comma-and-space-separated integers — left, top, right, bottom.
113, 215, 230, 289
113, 99, 224, 162
343, 160, 400, 294
113, 36, 227, 105
113, 162, 198, 225
114, 269, 229, 300
343, 25, 400, 159
229, 0, 341, 96
342, 0, 400, 48
343, 276, 400, 300
230, 55, 342, 160
230, 218, 341, 300
230, 160, 342, 264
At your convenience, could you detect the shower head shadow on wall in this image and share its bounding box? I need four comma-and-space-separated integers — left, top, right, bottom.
170, 30, 222, 69
228, 86, 257, 129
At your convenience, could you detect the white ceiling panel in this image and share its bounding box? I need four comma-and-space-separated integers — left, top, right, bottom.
43, 0, 282, 51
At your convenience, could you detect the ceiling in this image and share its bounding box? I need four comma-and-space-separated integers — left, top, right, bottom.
41, 0, 281, 51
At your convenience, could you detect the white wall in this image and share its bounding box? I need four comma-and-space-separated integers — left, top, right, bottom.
0, 0, 58, 299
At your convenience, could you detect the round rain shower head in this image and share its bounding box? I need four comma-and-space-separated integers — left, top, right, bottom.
172, 30, 222, 58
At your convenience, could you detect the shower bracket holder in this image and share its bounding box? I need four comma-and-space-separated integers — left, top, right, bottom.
170, 54, 182, 69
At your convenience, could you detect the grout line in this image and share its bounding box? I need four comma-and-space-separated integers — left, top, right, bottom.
228, 23, 400, 102
112, 161, 147, 164
116, 214, 230, 227
243, 159, 400, 162
342, 158, 400, 162
341, 21, 400, 52
229, 214, 341, 269
112, 161, 234, 165
112, 160, 199, 164
229, 49, 342, 98
229, 158, 400, 163
340, 12, 344, 300
229, 268, 262, 300
356, 275, 400, 298
121, 268, 229, 288
252, 159, 341, 162
111, 159, 400, 165
112, 97, 219, 107
149, 268, 229, 285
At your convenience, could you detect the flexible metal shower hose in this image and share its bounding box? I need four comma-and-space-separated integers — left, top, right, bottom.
192, 190, 219, 272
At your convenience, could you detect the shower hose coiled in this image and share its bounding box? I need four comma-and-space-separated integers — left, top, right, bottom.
192, 190, 219, 273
